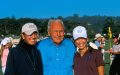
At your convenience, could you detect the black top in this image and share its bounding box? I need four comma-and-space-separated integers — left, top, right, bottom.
4, 41, 43, 75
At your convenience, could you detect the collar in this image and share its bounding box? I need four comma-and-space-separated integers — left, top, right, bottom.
76, 46, 92, 56
48, 37, 65, 47
19, 41, 35, 51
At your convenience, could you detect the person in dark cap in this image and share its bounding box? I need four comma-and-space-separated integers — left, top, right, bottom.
112, 34, 120, 39
4, 23, 43, 75
107, 34, 120, 75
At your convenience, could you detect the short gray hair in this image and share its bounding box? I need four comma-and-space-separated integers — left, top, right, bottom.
47, 19, 65, 31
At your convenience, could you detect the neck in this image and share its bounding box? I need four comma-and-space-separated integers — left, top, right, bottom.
79, 47, 88, 56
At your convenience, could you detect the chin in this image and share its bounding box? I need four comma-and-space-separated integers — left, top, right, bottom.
29, 42, 36, 45
79, 47, 85, 50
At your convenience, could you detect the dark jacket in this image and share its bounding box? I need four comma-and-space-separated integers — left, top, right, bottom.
4, 41, 43, 75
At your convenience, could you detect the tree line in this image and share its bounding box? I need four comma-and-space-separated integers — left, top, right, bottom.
0, 14, 120, 38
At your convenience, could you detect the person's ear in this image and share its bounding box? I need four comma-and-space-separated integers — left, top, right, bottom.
21, 33, 25, 39
48, 30, 50, 36
64, 32, 65, 35
87, 38, 89, 42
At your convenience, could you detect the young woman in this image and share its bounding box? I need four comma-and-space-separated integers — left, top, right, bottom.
73, 26, 104, 75
4, 23, 43, 75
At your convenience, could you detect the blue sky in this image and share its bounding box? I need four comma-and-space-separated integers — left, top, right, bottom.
0, 0, 120, 18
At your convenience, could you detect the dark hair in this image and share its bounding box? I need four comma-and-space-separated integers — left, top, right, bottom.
112, 34, 120, 44
112, 34, 119, 39
118, 39, 120, 44
18, 34, 24, 45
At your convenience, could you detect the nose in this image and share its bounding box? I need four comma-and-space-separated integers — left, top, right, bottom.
57, 31, 61, 36
56, 30, 64, 36
31, 33, 38, 40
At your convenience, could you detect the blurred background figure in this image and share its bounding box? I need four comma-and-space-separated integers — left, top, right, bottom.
93, 34, 106, 61
101, 36, 106, 46
89, 42, 98, 50
0, 37, 12, 74
101, 36, 106, 61
107, 34, 120, 75
94, 33, 104, 50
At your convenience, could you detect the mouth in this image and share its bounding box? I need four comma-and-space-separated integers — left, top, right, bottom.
78, 43, 84, 46
31, 39, 37, 42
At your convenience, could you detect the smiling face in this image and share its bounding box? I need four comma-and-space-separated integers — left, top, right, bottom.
48, 20, 65, 45
22, 32, 38, 45
75, 38, 88, 50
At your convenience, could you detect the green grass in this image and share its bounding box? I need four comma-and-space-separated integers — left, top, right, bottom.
104, 53, 110, 75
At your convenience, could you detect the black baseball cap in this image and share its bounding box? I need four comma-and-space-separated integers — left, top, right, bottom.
112, 34, 119, 39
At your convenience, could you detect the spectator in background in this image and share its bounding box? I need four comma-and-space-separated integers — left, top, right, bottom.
36, 19, 76, 75
107, 34, 120, 75
0, 37, 11, 74
4, 37, 13, 49
4, 23, 43, 75
94, 33, 104, 50
101, 36, 106, 46
72, 26, 104, 75
100, 36, 106, 61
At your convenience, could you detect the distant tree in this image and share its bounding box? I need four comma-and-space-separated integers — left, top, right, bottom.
57, 16, 63, 20
102, 17, 114, 38
39, 19, 48, 35
0, 15, 120, 37
64, 20, 77, 33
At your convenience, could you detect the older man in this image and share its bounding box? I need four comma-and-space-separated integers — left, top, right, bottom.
37, 19, 76, 75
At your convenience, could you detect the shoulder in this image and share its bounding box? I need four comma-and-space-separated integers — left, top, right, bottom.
10, 46, 19, 52
92, 50, 103, 58
88, 47, 101, 54
63, 38, 75, 47
63, 38, 76, 51
8, 46, 21, 58
10, 45, 23, 54
117, 44, 120, 47
39, 37, 51, 44
36, 37, 52, 52
63, 38, 74, 44
36, 37, 51, 46
113, 44, 120, 48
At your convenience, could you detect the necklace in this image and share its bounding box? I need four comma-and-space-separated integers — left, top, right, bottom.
23, 49, 36, 71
